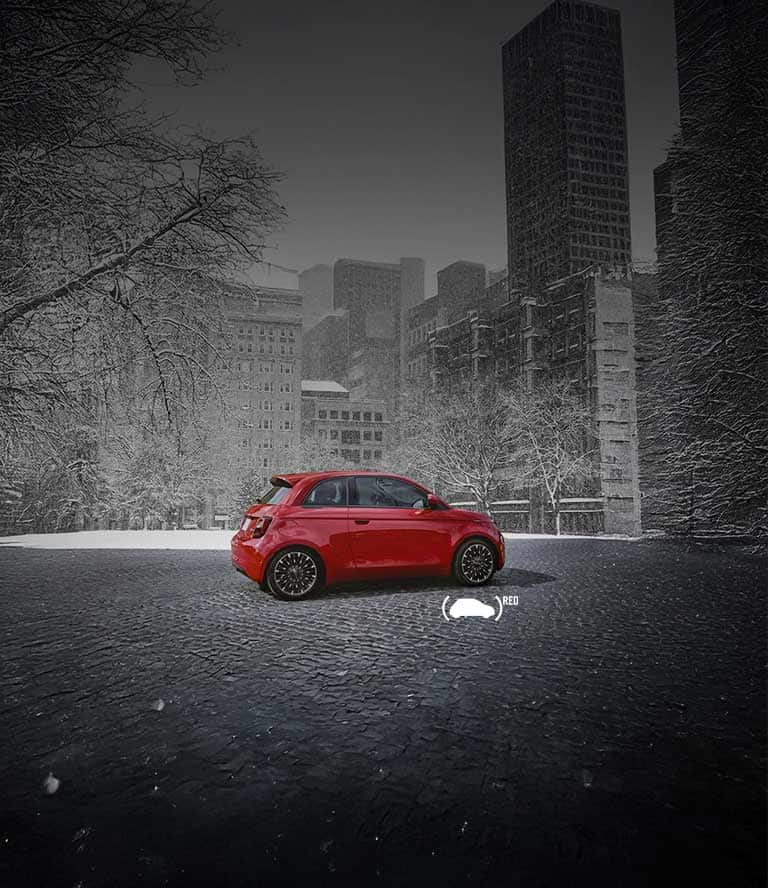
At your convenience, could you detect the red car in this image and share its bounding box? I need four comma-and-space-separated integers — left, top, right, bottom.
231, 471, 506, 600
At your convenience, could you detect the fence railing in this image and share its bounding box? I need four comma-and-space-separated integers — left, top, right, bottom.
448, 498, 606, 534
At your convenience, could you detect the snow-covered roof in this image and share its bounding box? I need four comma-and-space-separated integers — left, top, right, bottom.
301, 380, 349, 394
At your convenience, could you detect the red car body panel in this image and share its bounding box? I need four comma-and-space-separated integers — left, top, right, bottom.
231, 471, 505, 587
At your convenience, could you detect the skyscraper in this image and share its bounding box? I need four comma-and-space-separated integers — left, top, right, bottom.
332, 257, 424, 406
502, 0, 631, 285
298, 264, 333, 331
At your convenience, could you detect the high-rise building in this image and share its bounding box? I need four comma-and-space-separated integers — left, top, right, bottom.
403, 260, 489, 383
502, 0, 631, 285
218, 284, 303, 489
298, 264, 333, 331
332, 257, 424, 406
302, 311, 348, 383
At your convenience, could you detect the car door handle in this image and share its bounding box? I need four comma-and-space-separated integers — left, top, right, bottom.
354, 519, 370, 525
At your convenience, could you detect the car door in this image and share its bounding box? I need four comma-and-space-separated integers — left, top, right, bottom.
347, 475, 452, 577
292, 476, 355, 578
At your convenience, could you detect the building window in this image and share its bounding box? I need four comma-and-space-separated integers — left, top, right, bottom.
352, 411, 360, 421
374, 431, 382, 442
374, 412, 383, 422
330, 430, 338, 440
363, 431, 372, 441
341, 411, 349, 420
330, 410, 338, 419
318, 410, 327, 419
363, 412, 371, 421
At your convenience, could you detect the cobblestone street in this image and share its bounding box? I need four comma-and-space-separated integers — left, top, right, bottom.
0, 538, 765, 887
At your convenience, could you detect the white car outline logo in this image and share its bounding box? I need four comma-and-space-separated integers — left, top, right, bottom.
448, 597, 496, 619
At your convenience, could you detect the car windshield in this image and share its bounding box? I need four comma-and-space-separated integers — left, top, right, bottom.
255, 484, 291, 505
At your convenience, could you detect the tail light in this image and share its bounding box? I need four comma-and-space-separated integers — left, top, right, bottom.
250, 515, 272, 538
239, 514, 273, 538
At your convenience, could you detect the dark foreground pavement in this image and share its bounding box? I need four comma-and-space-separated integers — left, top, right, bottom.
0, 538, 765, 887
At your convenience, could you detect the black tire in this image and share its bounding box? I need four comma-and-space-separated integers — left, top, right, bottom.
265, 547, 324, 601
452, 538, 497, 587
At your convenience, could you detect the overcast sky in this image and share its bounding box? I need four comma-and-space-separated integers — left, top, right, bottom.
138, 0, 679, 294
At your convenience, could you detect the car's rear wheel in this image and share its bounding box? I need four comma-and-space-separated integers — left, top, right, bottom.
265, 547, 324, 601
453, 538, 497, 587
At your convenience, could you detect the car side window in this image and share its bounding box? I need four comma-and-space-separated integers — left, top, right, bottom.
351, 476, 427, 509
302, 478, 347, 507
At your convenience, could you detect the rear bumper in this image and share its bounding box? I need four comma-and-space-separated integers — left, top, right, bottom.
231, 536, 268, 582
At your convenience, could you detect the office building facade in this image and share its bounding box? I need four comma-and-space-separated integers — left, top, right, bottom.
301, 381, 389, 465
502, 0, 631, 285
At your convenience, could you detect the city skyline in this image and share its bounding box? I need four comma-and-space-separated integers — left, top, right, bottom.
136, 0, 679, 291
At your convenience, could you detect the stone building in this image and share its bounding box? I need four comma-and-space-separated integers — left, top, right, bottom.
404, 261, 497, 381
301, 381, 388, 465
202, 284, 303, 526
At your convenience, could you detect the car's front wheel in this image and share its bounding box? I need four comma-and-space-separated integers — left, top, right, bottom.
265, 547, 324, 601
453, 538, 497, 587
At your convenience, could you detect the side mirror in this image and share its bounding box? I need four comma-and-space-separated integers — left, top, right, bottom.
427, 494, 442, 510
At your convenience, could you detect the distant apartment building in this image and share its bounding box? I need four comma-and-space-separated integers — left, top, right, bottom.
404, 261, 494, 381
207, 285, 303, 523
502, 0, 632, 285
435, 261, 487, 321
302, 311, 348, 383
301, 380, 388, 465
298, 264, 333, 330
405, 296, 439, 381
333, 257, 424, 404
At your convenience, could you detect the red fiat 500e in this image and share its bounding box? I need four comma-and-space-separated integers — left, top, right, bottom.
231, 471, 506, 600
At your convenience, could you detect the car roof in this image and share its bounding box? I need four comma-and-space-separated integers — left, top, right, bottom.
271, 470, 424, 488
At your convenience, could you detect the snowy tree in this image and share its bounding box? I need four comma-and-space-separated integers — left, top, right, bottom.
506, 380, 597, 536
388, 379, 517, 514
0, 1, 284, 515
647, 2, 767, 537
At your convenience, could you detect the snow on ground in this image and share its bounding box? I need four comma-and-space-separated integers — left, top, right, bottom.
0, 529, 641, 549
0, 530, 234, 549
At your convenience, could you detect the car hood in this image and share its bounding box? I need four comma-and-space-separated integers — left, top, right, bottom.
450, 508, 495, 525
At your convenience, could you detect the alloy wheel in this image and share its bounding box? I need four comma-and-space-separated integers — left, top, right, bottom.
271, 550, 319, 598
460, 542, 495, 584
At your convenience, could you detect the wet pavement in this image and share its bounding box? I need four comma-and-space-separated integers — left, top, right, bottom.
0, 538, 765, 887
